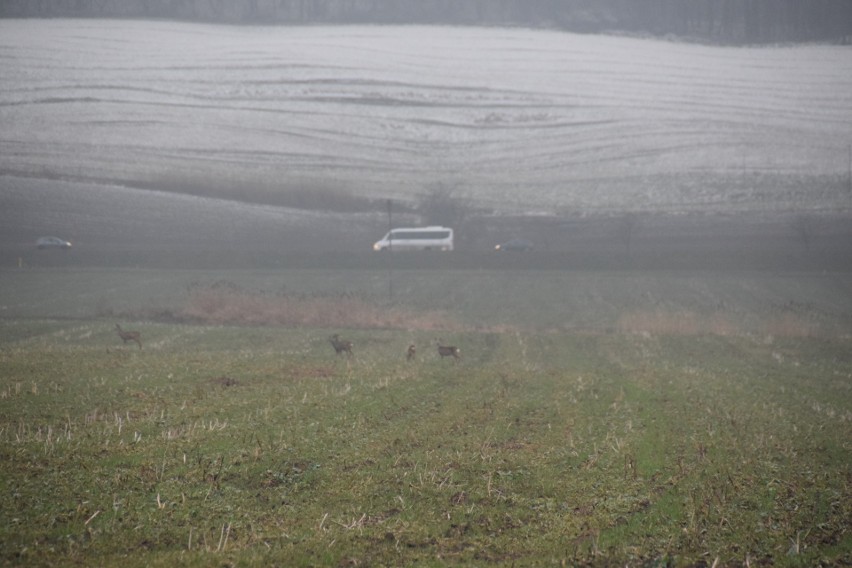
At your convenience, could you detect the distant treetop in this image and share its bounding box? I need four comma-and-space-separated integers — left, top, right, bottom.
2, 0, 850, 45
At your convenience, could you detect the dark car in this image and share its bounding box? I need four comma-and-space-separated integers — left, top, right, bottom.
36, 236, 72, 250
495, 238, 534, 252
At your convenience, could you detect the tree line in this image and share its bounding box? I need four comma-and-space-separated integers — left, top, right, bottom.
2, 0, 851, 44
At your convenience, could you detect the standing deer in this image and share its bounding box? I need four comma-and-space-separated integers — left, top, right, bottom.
436, 341, 460, 361
115, 324, 142, 349
329, 334, 353, 357
406, 344, 416, 361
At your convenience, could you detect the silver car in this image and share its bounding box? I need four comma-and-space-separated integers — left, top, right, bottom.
36, 236, 72, 250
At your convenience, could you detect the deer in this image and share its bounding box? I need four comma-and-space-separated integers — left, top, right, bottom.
436, 341, 460, 361
115, 324, 142, 349
329, 334, 353, 357
406, 344, 416, 361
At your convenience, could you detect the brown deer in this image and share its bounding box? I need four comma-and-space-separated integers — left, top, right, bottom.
436, 342, 460, 361
329, 334, 353, 357
115, 324, 142, 349
406, 344, 416, 361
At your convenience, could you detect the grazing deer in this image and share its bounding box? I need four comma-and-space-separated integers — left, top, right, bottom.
406, 344, 416, 361
436, 342, 460, 361
115, 324, 142, 349
329, 334, 353, 357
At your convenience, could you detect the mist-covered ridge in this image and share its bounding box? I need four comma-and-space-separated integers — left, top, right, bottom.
1, 19, 851, 219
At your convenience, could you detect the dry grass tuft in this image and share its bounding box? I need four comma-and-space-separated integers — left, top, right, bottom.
617, 310, 823, 337
179, 284, 458, 331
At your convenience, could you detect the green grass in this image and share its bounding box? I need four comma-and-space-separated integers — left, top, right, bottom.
0, 319, 849, 566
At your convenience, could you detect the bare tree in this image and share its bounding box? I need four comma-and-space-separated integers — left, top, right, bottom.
2, 0, 851, 42
417, 182, 470, 233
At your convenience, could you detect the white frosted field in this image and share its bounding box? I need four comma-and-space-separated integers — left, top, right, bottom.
1, 19, 851, 215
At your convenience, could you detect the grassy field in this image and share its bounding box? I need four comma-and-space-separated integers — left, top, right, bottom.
0, 268, 850, 566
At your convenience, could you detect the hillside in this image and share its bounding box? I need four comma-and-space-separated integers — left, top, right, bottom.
2, 20, 850, 213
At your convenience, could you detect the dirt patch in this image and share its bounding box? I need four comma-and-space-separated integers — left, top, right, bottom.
292, 366, 337, 380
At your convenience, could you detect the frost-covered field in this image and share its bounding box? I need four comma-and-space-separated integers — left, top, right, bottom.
1, 19, 851, 217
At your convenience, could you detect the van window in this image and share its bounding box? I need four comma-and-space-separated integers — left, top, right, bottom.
391, 230, 451, 240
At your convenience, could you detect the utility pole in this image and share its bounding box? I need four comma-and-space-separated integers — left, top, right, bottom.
386, 199, 393, 300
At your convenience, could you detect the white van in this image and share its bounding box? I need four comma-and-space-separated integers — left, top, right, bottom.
373, 226, 454, 251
